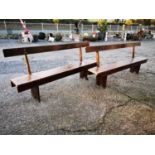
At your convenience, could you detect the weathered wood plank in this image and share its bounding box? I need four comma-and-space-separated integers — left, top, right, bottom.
11, 61, 97, 92
3, 41, 89, 57
88, 57, 147, 76
86, 42, 141, 53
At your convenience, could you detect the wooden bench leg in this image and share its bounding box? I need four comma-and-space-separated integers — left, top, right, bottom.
130, 66, 135, 73
130, 64, 141, 74
80, 70, 88, 80
31, 86, 40, 102
135, 64, 141, 74
96, 75, 107, 88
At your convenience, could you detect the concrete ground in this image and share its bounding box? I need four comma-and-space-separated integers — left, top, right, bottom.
0, 39, 155, 135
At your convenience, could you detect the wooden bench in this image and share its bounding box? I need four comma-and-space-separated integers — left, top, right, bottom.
3, 42, 97, 102
85, 42, 148, 88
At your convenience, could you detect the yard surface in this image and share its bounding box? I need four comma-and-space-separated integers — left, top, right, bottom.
0, 39, 155, 135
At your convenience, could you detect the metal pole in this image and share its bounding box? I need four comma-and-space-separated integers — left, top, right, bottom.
122, 24, 125, 40
137, 25, 139, 31
81, 24, 83, 33
69, 24, 72, 33
109, 24, 111, 32
4, 20, 7, 34
57, 23, 59, 32
24, 21, 26, 27
92, 24, 94, 32
131, 25, 132, 32
117, 25, 119, 32
41, 23, 44, 32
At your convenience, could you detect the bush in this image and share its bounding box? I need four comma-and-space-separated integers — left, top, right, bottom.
126, 33, 139, 41
54, 33, 62, 41
9, 34, 19, 39
38, 32, 46, 40
0, 34, 8, 39
82, 32, 98, 42
88, 35, 98, 42
0, 34, 19, 39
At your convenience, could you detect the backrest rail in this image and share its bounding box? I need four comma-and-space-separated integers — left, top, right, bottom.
3, 41, 89, 57
86, 42, 141, 53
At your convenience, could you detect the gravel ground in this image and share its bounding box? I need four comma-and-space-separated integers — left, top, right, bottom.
0, 39, 155, 135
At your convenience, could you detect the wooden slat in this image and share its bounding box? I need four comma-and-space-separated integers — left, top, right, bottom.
88, 57, 148, 76
3, 41, 89, 57
11, 61, 97, 92
86, 42, 141, 53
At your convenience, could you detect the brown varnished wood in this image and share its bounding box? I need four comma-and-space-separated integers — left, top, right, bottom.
4, 41, 97, 102
24, 53, 31, 75
80, 70, 88, 80
88, 57, 147, 76
96, 75, 107, 88
96, 50, 100, 67
130, 64, 141, 74
86, 42, 141, 53
86, 42, 147, 88
11, 61, 97, 92
79, 47, 83, 64
31, 86, 40, 102
3, 41, 89, 57
132, 46, 135, 58
89, 57, 147, 88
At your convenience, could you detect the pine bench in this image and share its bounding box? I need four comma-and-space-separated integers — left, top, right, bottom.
85, 42, 148, 88
3, 42, 97, 102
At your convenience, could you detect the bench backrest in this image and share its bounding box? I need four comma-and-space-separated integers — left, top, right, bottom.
3, 41, 89, 75
3, 41, 89, 57
85, 42, 141, 66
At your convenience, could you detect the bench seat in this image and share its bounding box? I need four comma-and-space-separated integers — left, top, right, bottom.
88, 57, 148, 87
11, 61, 97, 92
88, 57, 148, 75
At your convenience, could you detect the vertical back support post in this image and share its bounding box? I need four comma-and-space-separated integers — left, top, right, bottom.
132, 46, 135, 58
23, 50, 40, 102
79, 47, 83, 64
24, 52, 31, 75
96, 50, 100, 67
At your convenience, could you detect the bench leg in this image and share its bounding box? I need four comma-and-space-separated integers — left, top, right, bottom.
135, 65, 141, 74
96, 75, 107, 88
80, 70, 88, 80
31, 86, 40, 102
130, 64, 141, 74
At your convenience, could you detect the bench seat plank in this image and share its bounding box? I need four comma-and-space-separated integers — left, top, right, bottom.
11, 61, 97, 92
88, 57, 148, 76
